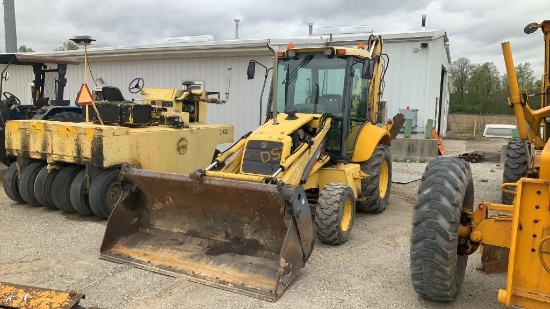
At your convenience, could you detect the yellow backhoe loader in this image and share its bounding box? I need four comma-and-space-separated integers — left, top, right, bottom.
410, 21, 550, 308
101, 37, 403, 301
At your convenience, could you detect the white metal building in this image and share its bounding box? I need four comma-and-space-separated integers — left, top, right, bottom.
0, 29, 451, 146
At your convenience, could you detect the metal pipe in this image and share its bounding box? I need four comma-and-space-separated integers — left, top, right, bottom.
502, 41, 528, 140
421, 14, 426, 31
271, 167, 283, 179
268, 43, 278, 125
234, 19, 240, 40
205, 162, 218, 171
369, 39, 377, 55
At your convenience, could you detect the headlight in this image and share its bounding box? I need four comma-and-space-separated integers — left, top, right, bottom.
323, 48, 334, 56
288, 49, 297, 58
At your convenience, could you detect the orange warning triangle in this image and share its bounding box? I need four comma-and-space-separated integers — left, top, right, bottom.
76, 84, 93, 106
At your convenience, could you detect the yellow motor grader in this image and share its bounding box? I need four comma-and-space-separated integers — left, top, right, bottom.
3, 80, 233, 219
410, 21, 550, 308
100, 37, 403, 301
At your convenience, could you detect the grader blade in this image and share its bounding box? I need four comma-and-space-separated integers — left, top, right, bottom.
100, 166, 314, 301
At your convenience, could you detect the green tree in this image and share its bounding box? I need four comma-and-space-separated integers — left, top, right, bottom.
449, 57, 474, 106
466, 62, 502, 114
18, 45, 34, 52
54, 41, 79, 51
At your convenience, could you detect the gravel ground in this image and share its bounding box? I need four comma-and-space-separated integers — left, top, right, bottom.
0, 138, 510, 309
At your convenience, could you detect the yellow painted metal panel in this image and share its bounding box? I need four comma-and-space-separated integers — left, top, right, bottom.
350, 123, 391, 163
316, 163, 363, 197
498, 178, 550, 308
5, 120, 233, 174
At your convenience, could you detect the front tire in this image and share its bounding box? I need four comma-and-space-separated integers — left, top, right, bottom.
18, 161, 46, 207
4, 162, 24, 203
69, 170, 94, 216
34, 166, 59, 209
356, 145, 392, 213
51, 165, 81, 212
410, 157, 474, 301
89, 168, 121, 219
314, 183, 356, 245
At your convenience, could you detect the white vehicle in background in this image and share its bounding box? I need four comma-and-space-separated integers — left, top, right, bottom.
482, 124, 517, 138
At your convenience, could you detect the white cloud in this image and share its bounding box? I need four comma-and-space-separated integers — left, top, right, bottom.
13, 0, 549, 77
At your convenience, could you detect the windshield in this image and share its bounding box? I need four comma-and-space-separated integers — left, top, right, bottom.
276, 53, 348, 115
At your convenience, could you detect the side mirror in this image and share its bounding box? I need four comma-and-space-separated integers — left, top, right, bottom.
247, 61, 256, 80
362, 60, 375, 79
524, 22, 539, 34
2, 71, 9, 81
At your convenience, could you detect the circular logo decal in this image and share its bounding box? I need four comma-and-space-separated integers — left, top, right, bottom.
177, 138, 188, 155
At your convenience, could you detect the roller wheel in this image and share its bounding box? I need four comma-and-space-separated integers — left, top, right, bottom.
356, 145, 392, 213
4, 162, 24, 203
49, 111, 83, 122
410, 157, 474, 301
501, 139, 528, 204
89, 168, 121, 219
34, 166, 59, 209
70, 170, 94, 216
314, 183, 356, 245
18, 161, 46, 207
51, 165, 81, 212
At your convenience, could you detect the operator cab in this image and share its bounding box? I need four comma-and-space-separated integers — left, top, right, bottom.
261, 44, 379, 162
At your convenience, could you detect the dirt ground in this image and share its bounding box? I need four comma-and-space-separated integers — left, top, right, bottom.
0, 138, 511, 309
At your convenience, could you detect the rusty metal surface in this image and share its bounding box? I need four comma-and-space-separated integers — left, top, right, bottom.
100, 167, 312, 301
0, 282, 84, 309
481, 245, 510, 274
389, 113, 405, 140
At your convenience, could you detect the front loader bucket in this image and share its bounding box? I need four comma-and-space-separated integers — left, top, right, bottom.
100, 166, 314, 301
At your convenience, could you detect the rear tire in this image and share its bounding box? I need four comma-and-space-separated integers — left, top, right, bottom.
89, 168, 121, 219
70, 170, 94, 216
314, 183, 356, 245
410, 157, 474, 301
34, 166, 59, 209
4, 162, 24, 203
356, 145, 392, 213
51, 165, 81, 212
501, 139, 527, 204
18, 161, 46, 207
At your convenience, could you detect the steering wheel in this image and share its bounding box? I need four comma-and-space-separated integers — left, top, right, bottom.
3, 92, 20, 105
128, 78, 145, 93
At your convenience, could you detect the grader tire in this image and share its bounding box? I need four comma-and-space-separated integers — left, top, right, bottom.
18, 161, 46, 207
34, 166, 59, 209
410, 157, 473, 301
89, 168, 121, 219
4, 162, 24, 203
314, 183, 356, 245
51, 165, 81, 213
501, 139, 527, 205
356, 145, 392, 213
70, 170, 94, 216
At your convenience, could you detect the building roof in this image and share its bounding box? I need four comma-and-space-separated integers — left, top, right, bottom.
28, 29, 451, 63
